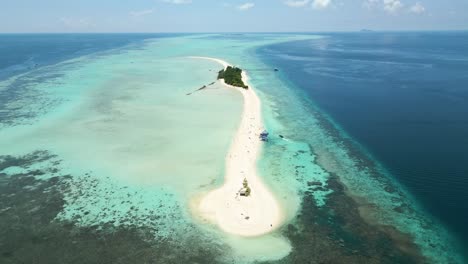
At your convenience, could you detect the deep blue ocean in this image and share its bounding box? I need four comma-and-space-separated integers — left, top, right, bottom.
1, 32, 467, 262
258, 31, 468, 248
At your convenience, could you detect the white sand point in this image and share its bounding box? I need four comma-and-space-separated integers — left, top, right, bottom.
189, 56, 284, 237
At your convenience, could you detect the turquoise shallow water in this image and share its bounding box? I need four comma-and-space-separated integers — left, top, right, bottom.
253, 67, 464, 263
260, 32, 468, 257
202, 34, 464, 263
0, 34, 465, 263
0, 34, 312, 263
254, 34, 468, 263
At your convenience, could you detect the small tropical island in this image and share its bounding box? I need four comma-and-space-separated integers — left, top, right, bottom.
195, 56, 282, 238
218, 66, 249, 89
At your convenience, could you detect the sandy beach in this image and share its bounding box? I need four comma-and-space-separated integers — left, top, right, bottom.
190, 56, 284, 237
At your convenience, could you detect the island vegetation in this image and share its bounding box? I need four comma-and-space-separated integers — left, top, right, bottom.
218, 66, 248, 89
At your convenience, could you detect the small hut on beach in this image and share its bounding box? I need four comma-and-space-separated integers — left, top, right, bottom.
239, 188, 248, 196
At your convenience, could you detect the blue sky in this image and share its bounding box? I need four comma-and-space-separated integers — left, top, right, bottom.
1, 0, 467, 33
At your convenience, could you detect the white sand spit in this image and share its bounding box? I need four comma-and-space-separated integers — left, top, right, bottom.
189, 56, 284, 237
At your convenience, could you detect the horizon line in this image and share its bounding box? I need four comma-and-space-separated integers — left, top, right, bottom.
1, 29, 468, 35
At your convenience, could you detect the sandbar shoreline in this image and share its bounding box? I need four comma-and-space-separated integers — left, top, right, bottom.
189, 56, 284, 237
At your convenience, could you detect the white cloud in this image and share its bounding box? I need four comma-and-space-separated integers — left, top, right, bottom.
365, 0, 422, 14
237, 2, 255, 10
130, 9, 154, 17
163, 0, 192, 4
312, 0, 331, 10
284, 0, 310, 7
383, 0, 403, 13
409, 2, 425, 14
363, 0, 380, 9
283, 0, 332, 10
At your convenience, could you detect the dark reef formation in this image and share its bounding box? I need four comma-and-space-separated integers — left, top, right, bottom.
0, 150, 427, 264
264, 174, 427, 264
0, 152, 227, 264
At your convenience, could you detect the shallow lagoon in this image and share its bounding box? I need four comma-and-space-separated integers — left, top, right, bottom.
0, 34, 465, 263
